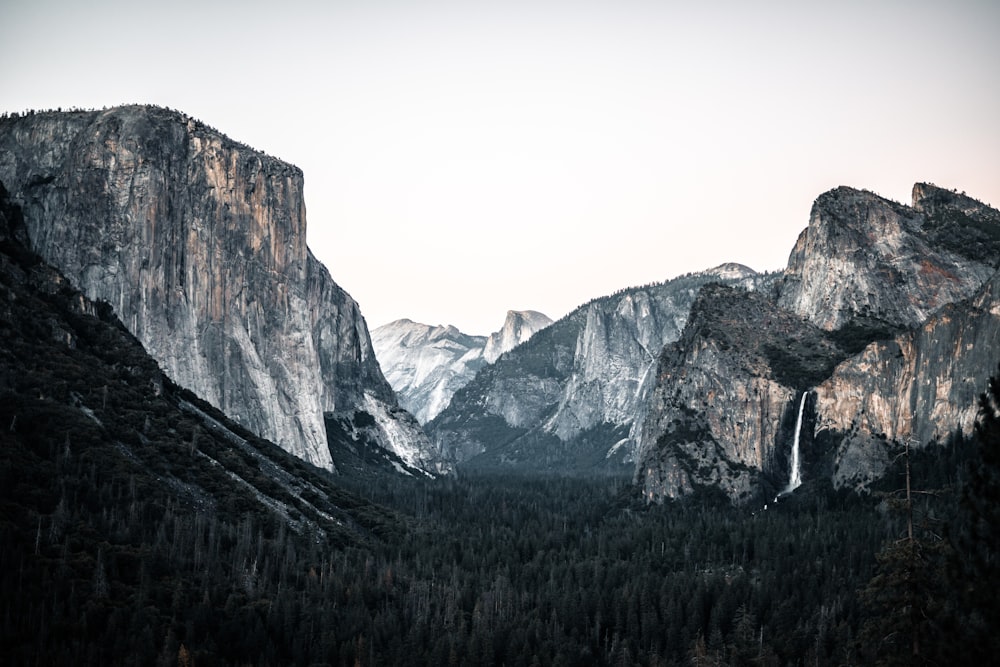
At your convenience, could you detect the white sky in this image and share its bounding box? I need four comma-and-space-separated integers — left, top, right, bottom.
4, 0, 998, 335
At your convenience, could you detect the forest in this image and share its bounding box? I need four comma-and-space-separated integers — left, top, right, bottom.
3, 394, 999, 666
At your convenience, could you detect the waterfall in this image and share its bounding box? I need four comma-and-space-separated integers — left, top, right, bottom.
782, 392, 809, 495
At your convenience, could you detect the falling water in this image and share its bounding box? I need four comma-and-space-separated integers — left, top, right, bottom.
782, 392, 809, 495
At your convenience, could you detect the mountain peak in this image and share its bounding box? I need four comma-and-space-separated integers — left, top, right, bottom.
702, 263, 759, 280
778, 183, 998, 331
483, 310, 553, 363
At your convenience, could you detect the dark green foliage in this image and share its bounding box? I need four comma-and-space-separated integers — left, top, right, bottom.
823, 317, 900, 355
325, 471, 888, 666
461, 421, 633, 476
680, 282, 852, 391
919, 189, 1000, 265
948, 364, 1000, 662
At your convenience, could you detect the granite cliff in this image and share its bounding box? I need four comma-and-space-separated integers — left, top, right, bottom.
0, 106, 436, 472
815, 269, 1000, 490
778, 184, 997, 330
428, 264, 772, 472
636, 184, 1000, 503
483, 310, 553, 363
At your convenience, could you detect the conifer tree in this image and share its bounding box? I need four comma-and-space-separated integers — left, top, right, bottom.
953, 364, 1000, 661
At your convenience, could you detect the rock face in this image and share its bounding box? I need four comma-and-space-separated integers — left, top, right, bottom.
778, 185, 997, 331
815, 270, 1000, 490
635, 284, 849, 504
371, 320, 488, 423
428, 264, 771, 472
372, 310, 551, 424
482, 310, 553, 363
0, 106, 435, 472
636, 184, 1000, 503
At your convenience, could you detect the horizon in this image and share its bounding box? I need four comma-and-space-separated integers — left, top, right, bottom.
4, 0, 998, 336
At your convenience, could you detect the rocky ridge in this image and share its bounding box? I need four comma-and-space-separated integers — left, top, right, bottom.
0, 106, 436, 473
428, 264, 772, 472
637, 184, 1000, 503
778, 185, 997, 331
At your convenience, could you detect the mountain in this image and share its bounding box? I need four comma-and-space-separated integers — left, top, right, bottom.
0, 106, 438, 474
482, 310, 554, 363
371, 310, 552, 423
428, 264, 773, 473
778, 184, 998, 330
0, 183, 404, 662
636, 184, 1000, 503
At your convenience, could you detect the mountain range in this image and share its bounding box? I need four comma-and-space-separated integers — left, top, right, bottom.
2, 105, 997, 506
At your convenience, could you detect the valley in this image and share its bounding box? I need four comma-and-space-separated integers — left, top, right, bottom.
1, 105, 999, 665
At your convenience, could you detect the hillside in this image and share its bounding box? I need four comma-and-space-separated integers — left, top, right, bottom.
0, 183, 404, 664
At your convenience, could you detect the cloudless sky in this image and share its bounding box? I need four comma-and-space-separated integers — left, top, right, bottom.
4, 0, 998, 335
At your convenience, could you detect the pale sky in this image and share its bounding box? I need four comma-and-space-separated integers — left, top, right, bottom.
4, 0, 998, 335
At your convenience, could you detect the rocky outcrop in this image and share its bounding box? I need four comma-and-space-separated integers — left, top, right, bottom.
637, 184, 1000, 504
635, 284, 849, 504
482, 310, 553, 363
778, 185, 997, 331
371, 320, 487, 423
815, 269, 1000, 489
429, 265, 771, 471
0, 106, 435, 472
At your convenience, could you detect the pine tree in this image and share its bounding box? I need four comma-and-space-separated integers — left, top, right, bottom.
858, 438, 951, 666
953, 364, 1000, 662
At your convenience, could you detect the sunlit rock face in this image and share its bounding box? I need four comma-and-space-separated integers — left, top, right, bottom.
815, 270, 1000, 490
482, 310, 553, 363
428, 264, 771, 471
778, 185, 997, 331
0, 106, 436, 472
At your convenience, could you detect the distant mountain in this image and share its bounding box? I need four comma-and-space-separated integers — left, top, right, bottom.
428, 264, 772, 473
372, 310, 552, 423
0, 106, 441, 474
636, 184, 1000, 503
483, 310, 554, 363
371, 320, 488, 424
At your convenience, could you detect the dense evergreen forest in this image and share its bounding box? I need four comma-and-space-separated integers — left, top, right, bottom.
2, 183, 999, 665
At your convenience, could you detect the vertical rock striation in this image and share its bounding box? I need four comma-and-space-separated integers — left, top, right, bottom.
635, 284, 844, 504
0, 106, 433, 471
815, 270, 1000, 489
